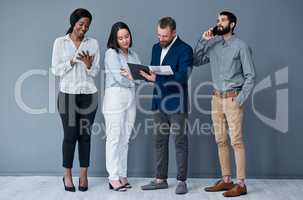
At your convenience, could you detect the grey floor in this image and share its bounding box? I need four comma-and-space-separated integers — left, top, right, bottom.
0, 177, 302, 200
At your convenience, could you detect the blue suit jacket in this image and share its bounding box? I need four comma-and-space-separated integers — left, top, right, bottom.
150, 37, 193, 113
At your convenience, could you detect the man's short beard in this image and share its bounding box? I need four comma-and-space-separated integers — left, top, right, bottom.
216, 25, 232, 36
160, 37, 174, 48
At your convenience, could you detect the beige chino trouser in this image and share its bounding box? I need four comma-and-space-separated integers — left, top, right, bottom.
211, 95, 246, 180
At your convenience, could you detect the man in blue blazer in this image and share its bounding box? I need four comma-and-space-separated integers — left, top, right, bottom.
140, 17, 193, 195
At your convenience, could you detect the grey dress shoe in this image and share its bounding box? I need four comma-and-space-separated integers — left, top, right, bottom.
175, 181, 188, 195
141, 180, 168, 190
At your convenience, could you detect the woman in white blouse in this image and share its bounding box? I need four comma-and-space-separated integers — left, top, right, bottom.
51, 8, 100, 192
103, 22, 141, 192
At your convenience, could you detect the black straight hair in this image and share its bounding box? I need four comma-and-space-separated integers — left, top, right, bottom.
66, 8, 92, 34
107, 22, 133, 52
220, 11, 237, 33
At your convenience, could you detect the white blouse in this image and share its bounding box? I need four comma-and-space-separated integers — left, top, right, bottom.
51, 34, 100, 94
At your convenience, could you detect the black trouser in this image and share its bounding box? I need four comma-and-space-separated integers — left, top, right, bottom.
57, 92, 98, 168
153, 112, 188, 181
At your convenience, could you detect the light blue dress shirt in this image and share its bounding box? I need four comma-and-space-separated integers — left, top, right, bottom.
104, 48, 141, 88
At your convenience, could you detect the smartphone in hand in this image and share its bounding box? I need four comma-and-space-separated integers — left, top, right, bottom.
212, 26, 218, 36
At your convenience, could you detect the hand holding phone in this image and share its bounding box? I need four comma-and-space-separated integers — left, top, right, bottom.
212, 26, 218, 36
202, 26, 217, 41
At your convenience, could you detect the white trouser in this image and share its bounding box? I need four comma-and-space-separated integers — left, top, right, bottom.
102, 87, 136, 181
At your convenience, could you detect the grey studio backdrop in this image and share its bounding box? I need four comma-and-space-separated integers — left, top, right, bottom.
1, 0, 302, 179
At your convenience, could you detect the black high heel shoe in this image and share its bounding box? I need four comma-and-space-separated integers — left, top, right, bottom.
62, 177, 76, 192
123, 182, 132, 189
109, 182, 127, 192
78, 178, 88, 192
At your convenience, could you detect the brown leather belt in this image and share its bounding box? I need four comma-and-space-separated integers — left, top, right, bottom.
213, 90, 240, 98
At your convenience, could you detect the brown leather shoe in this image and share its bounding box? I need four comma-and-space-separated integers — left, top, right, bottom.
204, 180, 234, 192
223, 184, 247, 197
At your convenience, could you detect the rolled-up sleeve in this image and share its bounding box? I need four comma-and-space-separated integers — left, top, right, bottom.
51, 38, 73, 77
193, 38, 211, 66
193, 37, 223, 67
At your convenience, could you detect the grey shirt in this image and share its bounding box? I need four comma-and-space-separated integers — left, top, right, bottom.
193, 35, 256, 106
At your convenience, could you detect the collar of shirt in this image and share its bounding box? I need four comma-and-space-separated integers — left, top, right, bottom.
162, 35, 178, 51
221, 34, 237, 47
118, 48, 135, 56
160, 35, 178, 64
63, 34, 89, 42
